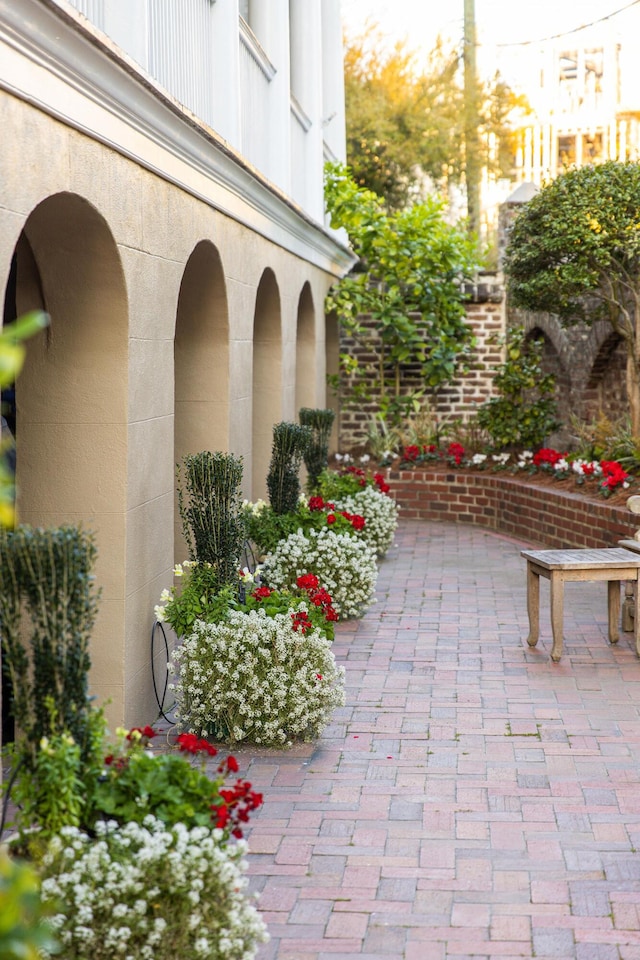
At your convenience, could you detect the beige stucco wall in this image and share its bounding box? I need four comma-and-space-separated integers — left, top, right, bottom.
0, 91, 338, 732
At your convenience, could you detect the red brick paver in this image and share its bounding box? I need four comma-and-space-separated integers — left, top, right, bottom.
239, 520, 640, 960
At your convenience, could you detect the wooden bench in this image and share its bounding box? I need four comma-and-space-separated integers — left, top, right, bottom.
521, 547, 640, 661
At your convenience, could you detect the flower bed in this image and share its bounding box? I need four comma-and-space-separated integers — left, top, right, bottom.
387, 466, 638, 549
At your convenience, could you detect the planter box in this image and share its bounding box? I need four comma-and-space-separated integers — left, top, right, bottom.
387, 468, 638, 549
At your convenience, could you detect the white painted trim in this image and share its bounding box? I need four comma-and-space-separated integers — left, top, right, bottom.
290, 94, 312, 133
0, 0, 356, 277
238, 17, 276, 82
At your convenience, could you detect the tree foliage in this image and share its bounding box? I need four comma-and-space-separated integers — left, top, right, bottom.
504, 161, 640, 433
324, 162, 480, 423
344, 26, 526, 212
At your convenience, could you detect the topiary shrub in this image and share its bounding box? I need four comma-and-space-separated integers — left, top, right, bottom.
299, 408, 335, 492
177, 451, 245, 593
0, 524, 99, 763
266, 422, 311, 515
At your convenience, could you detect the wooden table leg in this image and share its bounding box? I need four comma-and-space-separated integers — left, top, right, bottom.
608, 580, 620, 643
525, 561, 540, 648
549, 572, 564, 662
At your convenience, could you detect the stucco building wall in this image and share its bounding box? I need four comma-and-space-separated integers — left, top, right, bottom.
0, 0, 353, 733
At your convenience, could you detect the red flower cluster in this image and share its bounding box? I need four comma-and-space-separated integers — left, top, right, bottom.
346, 465, 368, 487
212, 778, 263, 838
177, 732, 218, 757
373, 472, 390, 494
295, 573, 339, 623
297, 573, 319, 590
447, 442, 465, 465
340, 510, 366, 530
600, 460, 630, 491
251, 585, 273, 600
532, 448, 566, 468
403, 444, 421, 462
306, 494, 365, 533
291, 609, 312, 634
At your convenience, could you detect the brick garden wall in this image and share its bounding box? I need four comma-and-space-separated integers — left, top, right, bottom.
387, 468, 638, 549
338, 280, 505, 452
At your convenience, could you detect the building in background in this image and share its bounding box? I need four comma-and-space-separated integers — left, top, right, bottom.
512, 23, 640, 184
0, 0, 353, 731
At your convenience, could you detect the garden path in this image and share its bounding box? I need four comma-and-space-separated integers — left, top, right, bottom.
238, 518, 640, 960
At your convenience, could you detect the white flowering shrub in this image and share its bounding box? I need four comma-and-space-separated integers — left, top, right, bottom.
333, 485, 399, 556
172, 608, 345, 746
264, 527, 378, 619
40, 817, 268, 960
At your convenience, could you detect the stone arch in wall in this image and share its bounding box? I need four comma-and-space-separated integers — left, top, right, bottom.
252, 268, 282, 498
295, 281, 316, 413
5, 191, 128, 708
174, 240, 229, 559
584, 327, 628, 424
522, 322, 573, 432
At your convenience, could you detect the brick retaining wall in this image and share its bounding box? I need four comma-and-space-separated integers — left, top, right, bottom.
387, 468, 638, 549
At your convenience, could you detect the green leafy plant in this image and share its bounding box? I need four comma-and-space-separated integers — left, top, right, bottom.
266, 422, 311, 515
476, 327, 559, 450
324, 162, 480, 425
177, 451, 245, 593
0, 524, 100, 764
154, 563, 235, 639
93, 726, 248, 831
0, 850, 59, 959
4, 702, 106, 859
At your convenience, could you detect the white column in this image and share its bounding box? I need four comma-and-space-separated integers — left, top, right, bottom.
289, 0, 324, 220
321, 0, 347, 163
249, 0, 291, 193
211, 0, 241, 147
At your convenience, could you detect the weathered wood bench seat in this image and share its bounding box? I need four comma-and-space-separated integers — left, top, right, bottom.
521, 547, 640, 661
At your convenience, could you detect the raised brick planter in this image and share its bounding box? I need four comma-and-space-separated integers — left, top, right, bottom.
387, 468, 638, 549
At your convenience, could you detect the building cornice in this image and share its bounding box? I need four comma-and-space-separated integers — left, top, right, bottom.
0, 0, 356, 277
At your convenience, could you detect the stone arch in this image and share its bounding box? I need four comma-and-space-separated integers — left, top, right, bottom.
252, 268, 282, 498
5, 192, 128, 713
295, 281, 316, 413
583, 328, 627, 424
174, 240, 229, 559
519, 311, 574, 383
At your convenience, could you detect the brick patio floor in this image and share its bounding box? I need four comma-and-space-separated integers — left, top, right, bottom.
237, 519, 640, 960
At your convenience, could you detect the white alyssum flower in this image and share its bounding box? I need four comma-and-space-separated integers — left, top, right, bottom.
332, 485, 400, 557
263, 526, 378, 619
172, 608, 346, 746
40, 817, 268, 960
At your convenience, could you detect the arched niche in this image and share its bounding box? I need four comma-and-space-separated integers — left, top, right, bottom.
174, 240, 229, 560
5, 192, 129, 715
252, 268, 282, 498
295, 281, 316, 414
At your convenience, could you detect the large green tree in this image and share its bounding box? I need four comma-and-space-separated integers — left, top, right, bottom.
344, 27, 525, 213
504, 161, 640, 434
324, 162, 480, 422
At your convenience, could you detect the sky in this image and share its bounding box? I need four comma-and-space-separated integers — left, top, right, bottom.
340, 0, 640, 87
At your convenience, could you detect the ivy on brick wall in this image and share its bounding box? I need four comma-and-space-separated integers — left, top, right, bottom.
324, 162, 481, 425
